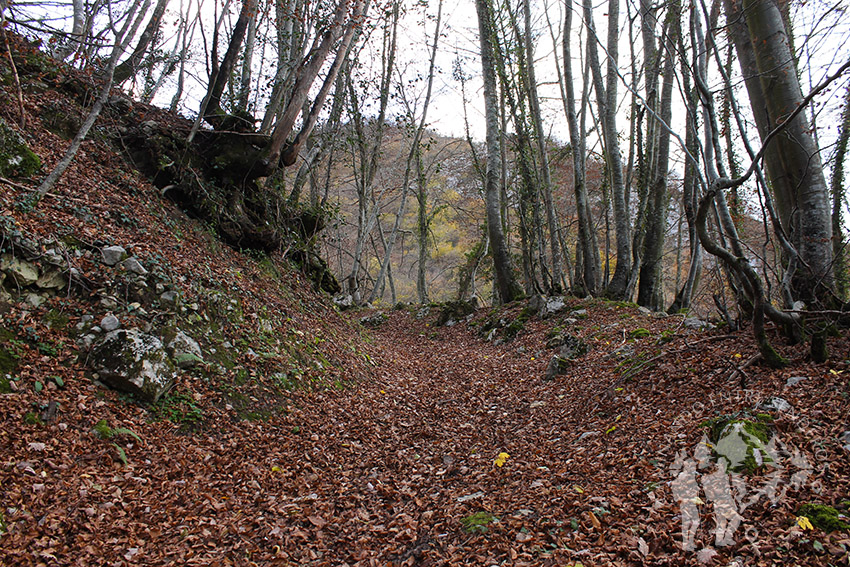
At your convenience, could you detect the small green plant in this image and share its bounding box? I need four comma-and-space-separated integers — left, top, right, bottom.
37, 341, 60, 356
461, 511, 498, 534
154, 392, 204, 425
93, 419, 140, 466
798, 503, 850, 533
657, 329, 675, 345
23, 411, 43, 426
93, 419, 141, 441
628, 328, 651, 339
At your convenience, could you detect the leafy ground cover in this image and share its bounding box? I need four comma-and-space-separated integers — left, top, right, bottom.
0, 33, 848, 567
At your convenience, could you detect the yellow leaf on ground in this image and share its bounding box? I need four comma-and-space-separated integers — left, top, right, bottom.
494, 452, 510, 467
797, 516, 815, 530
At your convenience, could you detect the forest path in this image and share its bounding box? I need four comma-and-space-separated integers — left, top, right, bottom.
261, 306, 698, 565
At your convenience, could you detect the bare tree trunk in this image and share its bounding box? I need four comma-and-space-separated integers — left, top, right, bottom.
53, 0, 86, 61
584, 0, 630, 299
522, 0, 563, 292
476, 0, 522, 303
113, 0, 170, 84
34, 0, 152, 201
668, 12, 701, 313
263, 0, 364, 169
562, 0, 599, 295
831, 85, 850, 300
170, 0, 201, 112
195, 0, 258, 131
369, 0, 441, 304
637, 3, 678, 310
726, 0, 834, 303
236, 5, 259, 112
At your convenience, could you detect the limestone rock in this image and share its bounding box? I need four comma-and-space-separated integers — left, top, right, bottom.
360, 312, 388, 328
160, 290, 179, 306
0, 118, 41, 177
90, 329, 176, 403
683, 317, 712, 330
785, 375, 809, 388
332, 294, 355, 310
101, 246, 127, 267
759, 396, 792, 413
122, 257, 148, 275
25, 293, 46, 308
100, 314, 120, 332
35, 267, 67, 290
529, 295, 567, 319
167, 330, 202, 368
1, 254, 39, 286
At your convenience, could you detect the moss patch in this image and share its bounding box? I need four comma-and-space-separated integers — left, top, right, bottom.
460, 512, 498, 534
0, 345, 19, 376
0, 117, 41, 177
798, 503, 850, 533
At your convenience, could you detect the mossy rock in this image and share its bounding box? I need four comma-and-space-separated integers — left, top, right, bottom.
705, 416, 774, 474
435, 298, 478, 326
0, 118, 41, 177
0, 345, 19, 376
798, 503, 850, 533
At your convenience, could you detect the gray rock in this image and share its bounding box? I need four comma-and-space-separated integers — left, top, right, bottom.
360, 312, 388, 328
77, 333, 97, 350
759, 396, 792, 413
89, 329, 176, 403
122, 257, 148, 275
683, 317, 712, 330
578, 431, 600, 441
544, 355, 570, 380
1, 254, 39, 286
167, 330, 202, 368
100, 296, 119, 310
840, 431, 850, 452
25, 293, 46, 308
100, 314, 120, 332
638, 306, 652, 316
415, 306, 430, 319
35, 267, 67, 290
101, 246, 127, 267
332, 294, 355, 310
159, 291, 179, 306
540, 296, 567, 318
571, 308, 588, 319
785, 375, 809, 388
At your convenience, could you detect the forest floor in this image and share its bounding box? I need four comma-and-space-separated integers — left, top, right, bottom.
1, 33, 849, 567
2, 284, 849, 566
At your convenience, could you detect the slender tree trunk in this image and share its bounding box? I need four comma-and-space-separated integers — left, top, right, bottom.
584, 0, 630, 299
522, 0, 563, 292
113, 0, 170, 84
563, 0, 599, 294
264, 0, 364, 169
476, 0, 522, 303
831, 85, 850, 300
35, 0, 151, 201
236, 6, 258, 111
637, 3, 678, 310
369, 0, 441, 304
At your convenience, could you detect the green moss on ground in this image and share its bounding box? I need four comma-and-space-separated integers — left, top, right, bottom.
798, 503, 850, 533
0, 118, 41, 177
